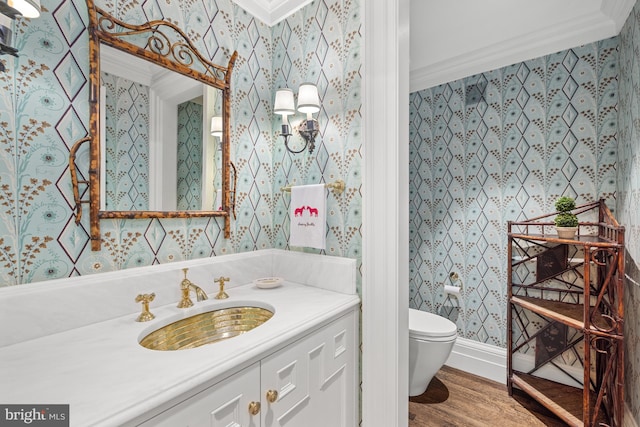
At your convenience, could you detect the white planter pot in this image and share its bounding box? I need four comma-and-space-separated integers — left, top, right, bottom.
556, 226, 578, 239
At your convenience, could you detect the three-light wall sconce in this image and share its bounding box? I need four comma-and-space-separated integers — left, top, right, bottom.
274, 82, 321, 154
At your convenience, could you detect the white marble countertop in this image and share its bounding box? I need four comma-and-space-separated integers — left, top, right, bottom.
0, 281, 359, 427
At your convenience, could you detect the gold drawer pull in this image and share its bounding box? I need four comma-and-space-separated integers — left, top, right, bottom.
266, 389, 278, 403
248, 401, 260, 415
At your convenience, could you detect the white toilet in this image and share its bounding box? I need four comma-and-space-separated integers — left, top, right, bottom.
409, 308, 458, 396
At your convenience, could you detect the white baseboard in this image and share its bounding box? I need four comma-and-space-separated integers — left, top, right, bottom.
444, 337, 507, 384
445, 337, 638, 426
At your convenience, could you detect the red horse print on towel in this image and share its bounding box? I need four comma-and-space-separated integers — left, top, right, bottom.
293, 205, 320, 217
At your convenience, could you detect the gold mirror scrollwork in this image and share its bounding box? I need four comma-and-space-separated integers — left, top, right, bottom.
70, 0, 237, 250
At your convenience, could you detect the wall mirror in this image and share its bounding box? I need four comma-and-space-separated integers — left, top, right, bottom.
70, 0, 237, 250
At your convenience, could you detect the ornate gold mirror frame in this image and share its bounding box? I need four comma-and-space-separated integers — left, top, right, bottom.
70, 0, 237, 250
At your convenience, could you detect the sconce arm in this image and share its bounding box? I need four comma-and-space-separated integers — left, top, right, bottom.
283, 134, 310, 154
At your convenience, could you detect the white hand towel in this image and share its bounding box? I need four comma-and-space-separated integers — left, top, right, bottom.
290, 184, 326, 249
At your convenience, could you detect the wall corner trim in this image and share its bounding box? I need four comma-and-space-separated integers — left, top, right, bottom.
362, 0, 410, 426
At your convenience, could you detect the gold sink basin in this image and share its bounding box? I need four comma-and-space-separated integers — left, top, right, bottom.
140, 306, 274, 351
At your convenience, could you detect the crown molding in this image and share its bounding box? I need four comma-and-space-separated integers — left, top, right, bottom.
600, 0, 636, 32
410, 0, 635, 93
232, 0, 313, 26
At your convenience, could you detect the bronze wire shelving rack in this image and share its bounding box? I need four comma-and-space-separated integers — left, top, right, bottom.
507, 199, 624, 427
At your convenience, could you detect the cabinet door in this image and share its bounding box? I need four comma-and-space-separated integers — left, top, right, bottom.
138, 363, 261, 427
260, 311, 357, 427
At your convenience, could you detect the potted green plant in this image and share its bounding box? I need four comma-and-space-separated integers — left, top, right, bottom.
554, 196, 579, 239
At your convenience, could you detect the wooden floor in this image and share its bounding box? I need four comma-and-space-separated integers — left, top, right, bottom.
409, 366, 567, 427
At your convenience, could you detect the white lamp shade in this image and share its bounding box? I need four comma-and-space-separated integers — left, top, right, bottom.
274, 88, 295, 116
210, 116, 223, 137
8, 0, 40, 18
297, 83, 320, 114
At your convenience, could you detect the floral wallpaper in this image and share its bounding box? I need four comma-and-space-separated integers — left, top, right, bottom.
101, 71, 150, 211
176, 100, 203, 210
409, 9, 640, 419
617, 0, 640, 423
270, 0, 362, 273
0, 0, 362, 285
409, 39, 619, 348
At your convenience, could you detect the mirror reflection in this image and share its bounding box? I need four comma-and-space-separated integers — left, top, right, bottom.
99, 45, 223, 212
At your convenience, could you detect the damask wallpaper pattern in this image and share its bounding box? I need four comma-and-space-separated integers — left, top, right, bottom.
0, 0, 362, 285
617, 0, 640, 422
409, 39, 619, 347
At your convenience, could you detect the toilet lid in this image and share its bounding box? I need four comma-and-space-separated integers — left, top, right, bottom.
409, 309, 457, 339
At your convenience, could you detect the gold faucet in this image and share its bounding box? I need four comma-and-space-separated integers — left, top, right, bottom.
178, 268, 209, 308
214, 276, 230, 299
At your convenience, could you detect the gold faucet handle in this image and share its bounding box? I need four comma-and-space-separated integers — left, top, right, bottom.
214, 276, 230, 299
177, 268, 195, 308
181, 268, 192, 287
215, 276, 230, 285
135, 293, 156, 322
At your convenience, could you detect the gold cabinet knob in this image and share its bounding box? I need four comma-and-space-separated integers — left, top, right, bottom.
266, 389, 278, 403
248, 401, 260, 415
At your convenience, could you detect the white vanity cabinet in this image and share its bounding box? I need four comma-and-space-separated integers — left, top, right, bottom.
0, 250, 360, 427
137, 309, 358, 427
261, 309, 357, 427
138, 363, 261, 427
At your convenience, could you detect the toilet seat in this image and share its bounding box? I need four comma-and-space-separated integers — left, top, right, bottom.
409, 309, 457, 341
